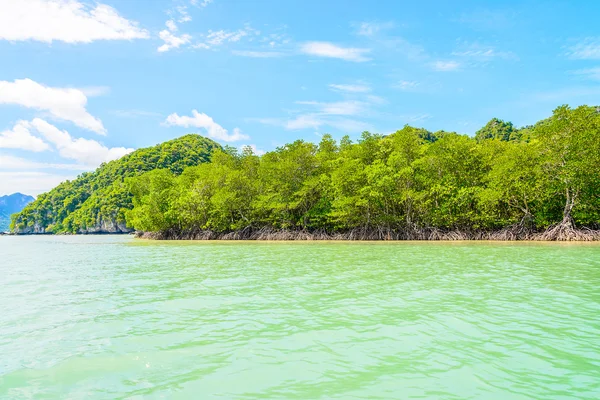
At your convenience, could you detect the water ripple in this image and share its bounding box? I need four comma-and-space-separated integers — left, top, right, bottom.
1, 236, 599, 399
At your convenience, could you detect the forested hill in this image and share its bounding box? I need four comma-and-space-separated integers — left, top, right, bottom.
128, 105, 600, 241
0, 193, 34, 232
11, 135, 222, 234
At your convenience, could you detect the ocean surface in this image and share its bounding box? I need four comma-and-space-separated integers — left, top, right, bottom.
1, 235, 599, 399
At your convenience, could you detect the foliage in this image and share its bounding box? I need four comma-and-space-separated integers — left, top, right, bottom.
11, 135, 221, 233
126, 106, 600, 235
475, 118, 522, 142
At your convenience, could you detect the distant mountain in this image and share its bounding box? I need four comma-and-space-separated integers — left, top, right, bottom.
11, 135, 222, 234
0, 193, 34, 232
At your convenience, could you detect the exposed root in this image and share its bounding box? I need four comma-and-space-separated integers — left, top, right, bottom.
135, 224, 600, 241
534, 217, 599, 241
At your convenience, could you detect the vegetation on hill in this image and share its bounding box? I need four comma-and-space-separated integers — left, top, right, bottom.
11, 135, 221, 234
127, 105, 600, 241
0, 193, 34, 232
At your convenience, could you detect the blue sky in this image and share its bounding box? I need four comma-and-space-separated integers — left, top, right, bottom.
1, 0, 599, 195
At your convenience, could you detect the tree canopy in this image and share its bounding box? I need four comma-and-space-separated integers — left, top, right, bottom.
126, 106, 600, 240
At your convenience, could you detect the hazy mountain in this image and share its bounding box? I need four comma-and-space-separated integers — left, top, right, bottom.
0, 193, 35, 232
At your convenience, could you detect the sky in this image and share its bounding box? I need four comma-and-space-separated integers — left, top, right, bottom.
1, 0, 599, 196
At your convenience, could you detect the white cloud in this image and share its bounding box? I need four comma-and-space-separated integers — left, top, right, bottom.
164, 110, 249, 142
176, 6, 191, 23
572, 67, 600, 81
566, 38, 600, 60
328, 83, 371, 93
232, 50, 285, 58
0, 171, 74, 197
431, 60, 461, 71
166, 20, 178, 32
0, 78, 106, 134
0, 0, 149, 43
29, 118, 133, 165
0, 154, 89, 170
157, 20, 191, 52
300, 42, 371, 62
0, 120, 50, 152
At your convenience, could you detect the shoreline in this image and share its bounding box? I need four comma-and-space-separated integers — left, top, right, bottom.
135, 226, 600, 242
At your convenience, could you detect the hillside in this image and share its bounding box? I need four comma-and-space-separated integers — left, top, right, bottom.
0, 193, 34, 232
11, 135, 222, 234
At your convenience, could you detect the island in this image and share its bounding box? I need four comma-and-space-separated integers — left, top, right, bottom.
11, 105, 600, 241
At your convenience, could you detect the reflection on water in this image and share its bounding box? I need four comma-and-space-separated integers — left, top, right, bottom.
1, 236, 599, 399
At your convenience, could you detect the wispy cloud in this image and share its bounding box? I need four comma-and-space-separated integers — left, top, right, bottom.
253, 85, 384, 133
232, 50, 286, 58
191, 0, 213, 7
193, 26, 260, 50
566, 38, 600, 60
329, 83, 371, 93
531, 86, 600, 102
296, 100, 367, 116
355, 21, 395, 37
400, 114, 432, 123
393, 80, 419, 91
571, 67, 600, 81
157, 20, 191, 52
260, 31, 291, 48
205, 29, 252, 45
0, 171, 75, 197
175, 6, 192, 23
112, 110, 162, 118
300, 42, 371, 62
456, 9, 518, 30
451, 43, 518, 61
279, 114, 373, 132
0, 155, 90, 171
78, 86, 111, 97
431, 60, 461, 71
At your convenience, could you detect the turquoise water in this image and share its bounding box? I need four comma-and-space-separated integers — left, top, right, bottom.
1, 235, 599, 399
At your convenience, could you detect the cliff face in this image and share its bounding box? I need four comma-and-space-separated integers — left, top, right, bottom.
10, 134, 221, 234
15, 219, 132, 234
79, 220, 132, 234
